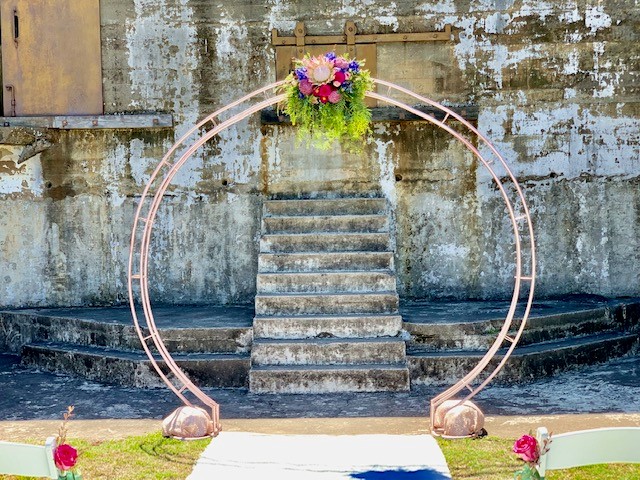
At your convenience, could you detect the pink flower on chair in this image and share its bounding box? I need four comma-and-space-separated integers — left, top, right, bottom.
513, 434, 539, 463
54, 444, 78, 471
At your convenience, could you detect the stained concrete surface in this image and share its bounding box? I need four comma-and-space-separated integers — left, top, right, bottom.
1, 352, 639, 423
9, 304, 254, 328
8, 294, 628, 328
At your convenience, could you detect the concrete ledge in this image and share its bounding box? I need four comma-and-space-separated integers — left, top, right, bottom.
0, 114, 173, 130
408, 332, 639, 385
21, 342, 250, 388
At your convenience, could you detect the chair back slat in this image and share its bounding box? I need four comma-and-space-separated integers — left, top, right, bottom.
537, 427, 640, 478
0, 436, 58, 479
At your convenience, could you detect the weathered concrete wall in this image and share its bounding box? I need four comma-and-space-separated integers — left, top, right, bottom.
1, 0, 638, 307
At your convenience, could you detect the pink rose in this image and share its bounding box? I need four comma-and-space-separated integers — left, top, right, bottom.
333, 70, 346, 86
513, 435, 539, 463
328, 90, 341, 103
317, 84, 333, 97
299, 79, 313, 95
54, 444, 78, 470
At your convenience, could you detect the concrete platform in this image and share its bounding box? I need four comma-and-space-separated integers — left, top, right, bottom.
1, 296, 639, 390
5, 295, 633, 329
1, 352, 640, 422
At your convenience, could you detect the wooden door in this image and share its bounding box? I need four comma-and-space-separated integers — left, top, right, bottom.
1, 0, 103, 116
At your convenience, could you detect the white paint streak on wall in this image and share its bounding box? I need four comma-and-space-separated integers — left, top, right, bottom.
266, 0, 295, 31
103, 143, 128, 207
478, 104, 639, 179
585, 5, 612, 33
591, 42, 619, 98
563, 49, 580, 75
375, 2, 400, 32
416, 0, 456, 14
0, 148, 44, 196
127, 0, 200, 136
434, 0, 619, 92
519, 0, 556, 21
372, 125, 397, 206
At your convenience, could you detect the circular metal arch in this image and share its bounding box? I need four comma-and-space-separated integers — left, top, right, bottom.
128, 79, 536, 437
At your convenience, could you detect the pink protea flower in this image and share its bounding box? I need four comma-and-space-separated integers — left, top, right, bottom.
328, 90, 341, 103
304, 55, 335, 85
299, 79, 313, 95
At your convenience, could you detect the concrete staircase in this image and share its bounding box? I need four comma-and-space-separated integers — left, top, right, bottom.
250, 197, 410, 393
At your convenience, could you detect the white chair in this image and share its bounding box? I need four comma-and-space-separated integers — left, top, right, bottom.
0, 436, 58, 478
536, 426, 640, 478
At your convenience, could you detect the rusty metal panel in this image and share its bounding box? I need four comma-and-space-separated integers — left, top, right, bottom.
1, 0, 103, 116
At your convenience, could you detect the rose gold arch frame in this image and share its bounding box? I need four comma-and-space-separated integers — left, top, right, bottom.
128, 79, 536, 437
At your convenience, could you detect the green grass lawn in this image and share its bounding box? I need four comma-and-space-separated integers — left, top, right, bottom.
2, 432, 640, 479
438, 437, 640, 480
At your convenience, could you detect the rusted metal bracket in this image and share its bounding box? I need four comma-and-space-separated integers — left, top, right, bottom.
5, 85, 17, 117
271, 21, 452, 47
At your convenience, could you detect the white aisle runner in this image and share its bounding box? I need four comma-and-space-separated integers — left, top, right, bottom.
188, 432, 451, 479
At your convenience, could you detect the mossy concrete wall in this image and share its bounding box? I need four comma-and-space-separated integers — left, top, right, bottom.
1, 0, 638, 307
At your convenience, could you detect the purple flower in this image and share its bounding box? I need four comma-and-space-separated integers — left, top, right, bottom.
348, 61, 360, 72
341, 81, 353, 93
295, 67, 308, 80
325, 52, 337, 61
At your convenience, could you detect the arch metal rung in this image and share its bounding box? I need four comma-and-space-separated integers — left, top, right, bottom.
142, 332, 157, 342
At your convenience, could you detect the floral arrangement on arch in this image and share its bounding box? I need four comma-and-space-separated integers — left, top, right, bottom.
54, 406, 82, 480
279, 51, 374, 150
513, 432, 551, 480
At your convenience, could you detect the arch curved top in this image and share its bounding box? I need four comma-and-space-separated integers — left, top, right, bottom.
127, 78, 536, 437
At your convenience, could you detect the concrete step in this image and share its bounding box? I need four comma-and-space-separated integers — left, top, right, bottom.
253, 314, 403, 339
256, 271, 396, 294
264, 198, 387, 217
0, 308, 252, 354
407, 332, 639, 385
20, 341, 250, 388
255, 292, 399, 316
250, 364, 410, 393
260, 233, 390, 253
258, 252, 394, 273
251, 337, 406, 366
404, 300, 640, 351
263, 215, 388, 234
